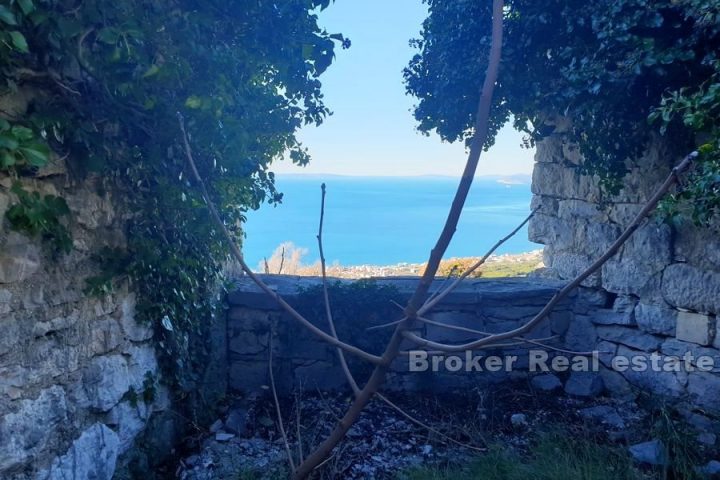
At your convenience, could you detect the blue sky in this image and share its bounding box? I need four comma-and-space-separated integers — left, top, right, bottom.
272, 0, 535, 177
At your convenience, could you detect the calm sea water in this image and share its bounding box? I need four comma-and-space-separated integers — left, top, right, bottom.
243, 175, 538, 268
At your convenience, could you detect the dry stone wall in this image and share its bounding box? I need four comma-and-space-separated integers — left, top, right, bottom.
226, 275, 586, 395
0, 167, 169, 480
529, 121, 720, 422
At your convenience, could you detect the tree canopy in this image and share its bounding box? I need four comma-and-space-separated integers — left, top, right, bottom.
405, 0, 720, 208
0, 0, 346, 388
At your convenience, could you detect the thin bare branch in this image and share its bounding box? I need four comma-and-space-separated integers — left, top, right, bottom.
402, 151, 698, 354
316, 183, 361, 396
292, 2, 506, 477
177, 113, 382, 366
269, 328, 296, 473
418, 207, 538, 316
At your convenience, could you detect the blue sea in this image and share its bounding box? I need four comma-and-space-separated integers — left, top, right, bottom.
243, 175, 538, 268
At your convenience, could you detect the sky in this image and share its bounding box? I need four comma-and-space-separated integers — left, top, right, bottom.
271, 0, 535, 178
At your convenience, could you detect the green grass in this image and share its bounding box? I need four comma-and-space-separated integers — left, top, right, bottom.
399, 430, 648, 480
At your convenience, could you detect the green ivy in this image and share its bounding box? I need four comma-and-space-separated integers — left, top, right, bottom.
5, 181, 71, 253
0, 0, 346, 393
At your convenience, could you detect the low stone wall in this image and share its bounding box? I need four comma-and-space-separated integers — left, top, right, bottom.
0, 172, 169, 479
227, 275, 585, 394
529, 122, 720, 422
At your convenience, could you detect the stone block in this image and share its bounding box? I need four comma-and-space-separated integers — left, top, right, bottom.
675, 311, 715, 346
687, 372, 720, 414
530, 374, 562, 392
564, 314, 598, 351
83, 355, 130, 412
590, 309, 634, 326
634, 303, 677, 336
0, 386, 68, 471
115, 294, 153, 342
597, 326, 661, 352
0, 233, 41, 283
660, 339, 720, 373
662, 264, 720, 314
614, 346, 687, 398
564, 371, 604, 397
38, 423, 119, 480
629, 440, 667, 466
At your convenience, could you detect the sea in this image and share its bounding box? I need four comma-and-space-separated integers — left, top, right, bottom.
242, 175, 538, 268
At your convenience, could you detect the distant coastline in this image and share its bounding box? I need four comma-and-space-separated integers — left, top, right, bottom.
255, 250, 544, 279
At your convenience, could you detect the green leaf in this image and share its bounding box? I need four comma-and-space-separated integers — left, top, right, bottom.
0, 6, 17, 25
0, 151, 16, 168
17, 0, 35, 15
0, 133, 19, 150
19, 143, 51, 167
97, 27, 120, 45
10, 125, 33, 141
184, 96, 203, 109
142, 64, 160, 78
9, 31, 29, 53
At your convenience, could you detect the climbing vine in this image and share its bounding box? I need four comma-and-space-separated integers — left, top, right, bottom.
0, 0, 347, 391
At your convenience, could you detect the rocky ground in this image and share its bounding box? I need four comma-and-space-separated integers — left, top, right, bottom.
174, 380, 719, 479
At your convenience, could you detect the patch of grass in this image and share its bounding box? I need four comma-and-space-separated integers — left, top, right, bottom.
399, 429, 647, 480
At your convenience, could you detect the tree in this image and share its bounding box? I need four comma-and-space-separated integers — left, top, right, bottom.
404, 0, 720, 198
0, 0, 348, 388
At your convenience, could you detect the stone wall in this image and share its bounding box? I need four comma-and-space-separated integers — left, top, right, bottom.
529, 122, 720, 420
227, 275, 588, 395
0, 164, 170, 479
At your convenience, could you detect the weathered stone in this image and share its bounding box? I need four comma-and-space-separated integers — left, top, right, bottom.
597, 326, 661, 352
0, 386, 68, 471
0, 288, 11, 315
83, 355, 130, 412
660, 339, 720, 374
578, 405, 626, 429
530, 374, 562, 392
615, 346, 687, 398
696, 460, 720, 476
662, 264, 720, 314
564, 371, 604, 397
675, 311, 715, 346
629, 440, 667, 466
599, 366, 637, 401
696, 432, 716, 446
634, 303, 677, 336
90, 317, 123, 355
215, 432, 235, 442
0, 233, 41, 283
510, 413, 528, 427
716, 316, 720, 350
596, 341, 618, 367
590, 309, 635, 326
564, 314, 598, 351
124, 345, 160, 392
38, 423, 120, 480
0, 315, 20, 356
224, 408, 248, 436
106, 401, 150, 453
115, 294, 153, 342
687, 372, 720, 414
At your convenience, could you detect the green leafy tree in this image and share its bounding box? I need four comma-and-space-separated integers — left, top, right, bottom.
404, 0, 720, 195
0, 0, 347, 390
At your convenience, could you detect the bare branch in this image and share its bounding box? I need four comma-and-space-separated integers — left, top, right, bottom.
418, 207, 538, 316
402, 151, 698, 354
292, 2, 506, 477
177, 113, 382, 366
269, 328, 296, 473
316, 183, 361, 396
